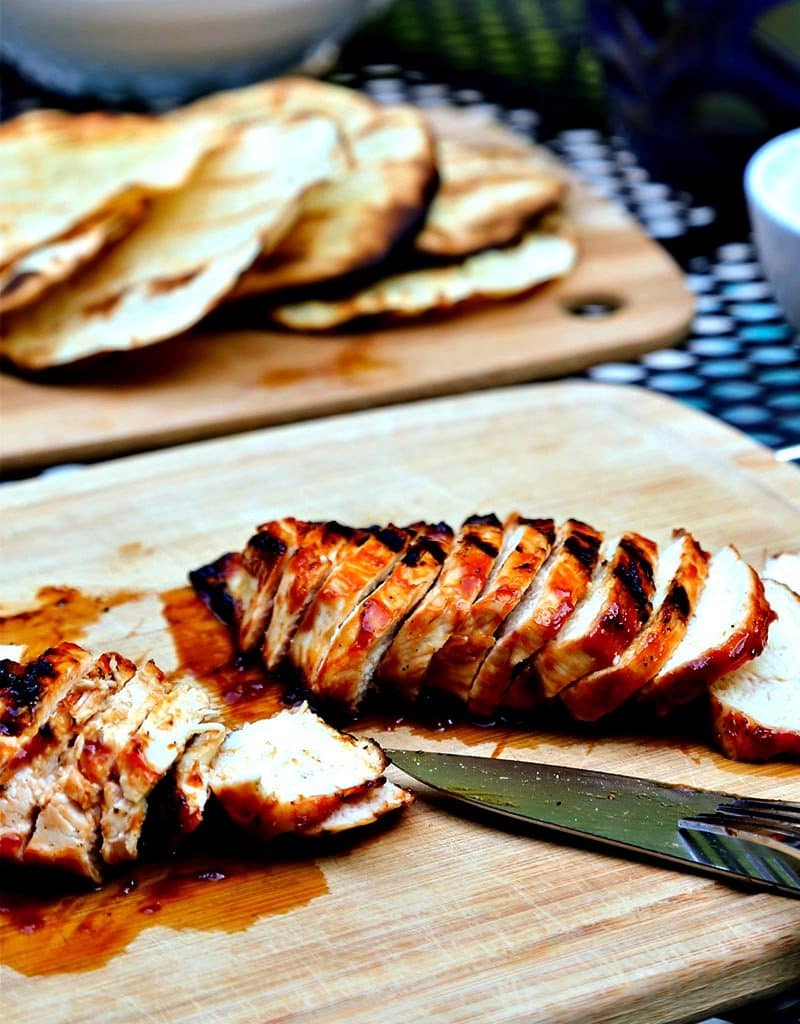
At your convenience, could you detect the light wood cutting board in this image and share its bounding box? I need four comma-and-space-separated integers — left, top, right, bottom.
1, 382, 798, 1024
0, 112, 693, 473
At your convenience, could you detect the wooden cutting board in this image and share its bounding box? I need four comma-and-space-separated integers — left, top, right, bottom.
0, 111, 693, 473
2, 382, 798, 1024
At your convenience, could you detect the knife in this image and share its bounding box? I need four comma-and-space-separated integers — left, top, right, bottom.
385, 749, 800, 899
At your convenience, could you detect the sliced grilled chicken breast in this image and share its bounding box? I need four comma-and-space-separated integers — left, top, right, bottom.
710, 579, 800, 761
0, 642, 92, 772
562, 531, 709, 721
304, 780, 414, 835
210, 704, 388, 839
25, 657, 169, 878
426, 516, 555, 705
290, 525, 412, 687
101, 678, 211, 864
263, 521, 354, 671
472, 519, 603, 716
535, 532, 658, 700
170, 724, 228, 836
313, 524, 454, 710
0, 654, 126, 863
378, 514, 504, 703
639, 545, 774, 715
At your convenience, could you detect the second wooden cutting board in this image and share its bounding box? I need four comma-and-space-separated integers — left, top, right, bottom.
1, 382, 798, 1024
0, 110, 692, 472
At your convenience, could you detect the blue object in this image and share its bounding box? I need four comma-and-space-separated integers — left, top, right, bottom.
587, 1, 800, 210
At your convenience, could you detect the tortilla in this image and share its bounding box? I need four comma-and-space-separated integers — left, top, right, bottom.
0, 195, 146, 314
0, 114, 346, 370
0, 108, 222, 267
190, 78, 438, 296
416, 137, 565, 257
188, 76, 377, 134
271, 224, 578, 331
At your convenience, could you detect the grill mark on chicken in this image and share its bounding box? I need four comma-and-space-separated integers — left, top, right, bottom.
464, 513, 502, 528
563, 526, 603, 571
534, 533, 658, 701
613, 536, 656, 621
561, 531, 709, 721
0, 643, 92, 772
262, 522, 351, 672
377, 516, 503, 702
0, 657, 55, 736
425, 515, 554, 705
0, 654, 128, 867
24, 655, 163, 880
189, 553, 239, 626
313, 523, 454, 709
490, 519, 605, 715
291, 525, 415, 689
402, 529, 449, 568
639, 545, 774, 715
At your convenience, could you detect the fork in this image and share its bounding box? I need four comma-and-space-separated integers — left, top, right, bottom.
680, 797, 800, 896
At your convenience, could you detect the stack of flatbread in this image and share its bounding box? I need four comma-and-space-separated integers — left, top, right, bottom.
0, 78, 576, 371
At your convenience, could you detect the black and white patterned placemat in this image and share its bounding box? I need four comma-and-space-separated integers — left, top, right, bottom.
337, 64, 800, 463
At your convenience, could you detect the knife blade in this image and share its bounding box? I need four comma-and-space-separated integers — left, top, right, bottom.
385, 749, 800, 898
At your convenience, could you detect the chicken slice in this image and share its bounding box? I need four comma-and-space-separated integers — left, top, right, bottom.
304, 780, 414, 835
710, 579, 800, 761
378, 514, 504, 703
188, 551, 244, 629
0, 652, 128, 864
764, 552, 800, 594
470, 519, 603, 717
562, 531, 709, 721
25, 657, 169, 879
189, 519, 314, 653
262, 521, 354, 671
312, 523, 454, 710
290, 525, 413, 688
0, 642, 92, 772
534, 532, 658, 700
101, 677, 211, 864
210, 703, 389, 839
425, 516, 555, 705
170, 723, 228, 836
639, 545, 775, 715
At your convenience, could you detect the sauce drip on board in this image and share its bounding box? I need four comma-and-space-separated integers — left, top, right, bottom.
0, 841, 328, 977
0, 586, 141, 659
159, 586, 287, 726
259, 344, 394, 389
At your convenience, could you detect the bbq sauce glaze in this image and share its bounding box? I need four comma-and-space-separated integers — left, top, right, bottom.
0, 584, 524, 977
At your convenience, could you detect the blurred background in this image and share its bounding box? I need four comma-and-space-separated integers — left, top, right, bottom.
2, 1, 799, 457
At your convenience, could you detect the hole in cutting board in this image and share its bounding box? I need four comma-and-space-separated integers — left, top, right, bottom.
563, 295, 623, 317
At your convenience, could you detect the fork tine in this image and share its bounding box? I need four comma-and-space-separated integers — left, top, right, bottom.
724, 797, 800, 821
710, 805, 800, 838
680, 815, 800, 857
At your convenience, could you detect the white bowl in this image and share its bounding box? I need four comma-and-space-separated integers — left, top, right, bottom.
744, 128, 800, 330
2, 0, 369, 103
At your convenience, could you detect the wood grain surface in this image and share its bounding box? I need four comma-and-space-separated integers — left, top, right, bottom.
0, 113, 693, 473
1, 382, 798, 1024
